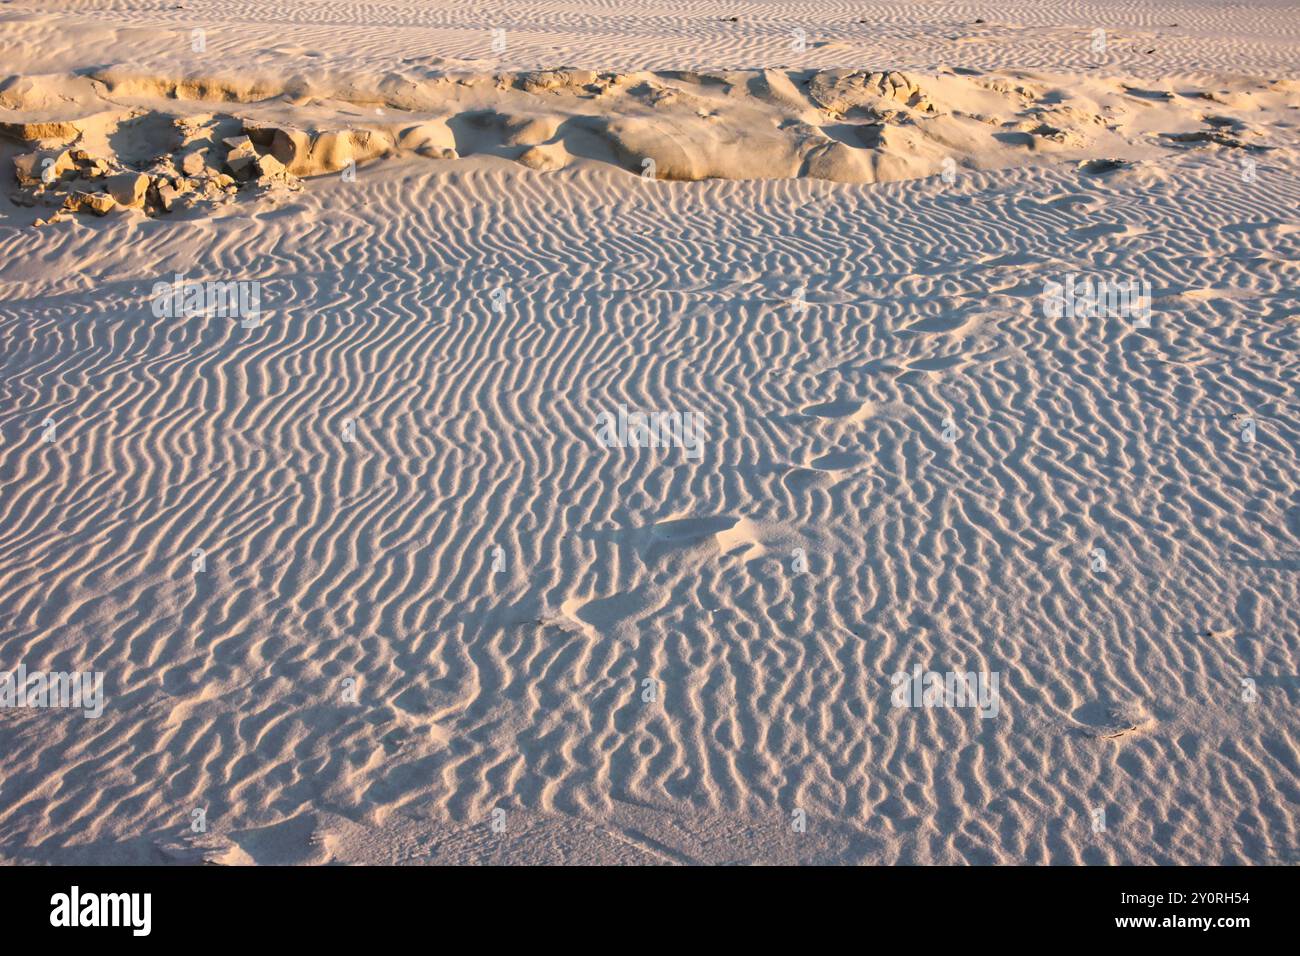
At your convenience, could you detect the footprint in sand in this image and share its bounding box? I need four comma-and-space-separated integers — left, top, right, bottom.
650, 514, 763, 556
800, 398, 874, 424
782, 449, 871, 493
1071, 701, 1156, 741
809, 450, 869, 471
155, 835, 254, 866
904, 354, 969, 373
650, 514, 740, 543
904, 312, 982, 335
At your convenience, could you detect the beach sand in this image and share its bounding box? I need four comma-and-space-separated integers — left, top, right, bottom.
0, 1, 1297, 864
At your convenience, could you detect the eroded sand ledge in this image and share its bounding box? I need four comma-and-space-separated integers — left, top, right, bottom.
3, 63, 1293, 221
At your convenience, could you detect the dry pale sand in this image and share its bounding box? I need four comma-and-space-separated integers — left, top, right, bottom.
0, 1, 1297, 864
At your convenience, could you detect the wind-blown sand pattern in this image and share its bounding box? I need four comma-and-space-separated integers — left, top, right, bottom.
0, 1, 1297, 864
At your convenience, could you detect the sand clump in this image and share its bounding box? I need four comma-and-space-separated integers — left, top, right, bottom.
7, 114, 300, 224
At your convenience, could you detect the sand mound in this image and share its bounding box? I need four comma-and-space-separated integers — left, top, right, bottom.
5, 61, 1292, 220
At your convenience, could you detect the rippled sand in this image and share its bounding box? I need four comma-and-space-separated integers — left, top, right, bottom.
0, 1, 1297, 864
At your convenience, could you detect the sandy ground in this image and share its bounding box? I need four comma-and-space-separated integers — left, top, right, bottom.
0, 1, 1297, 864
